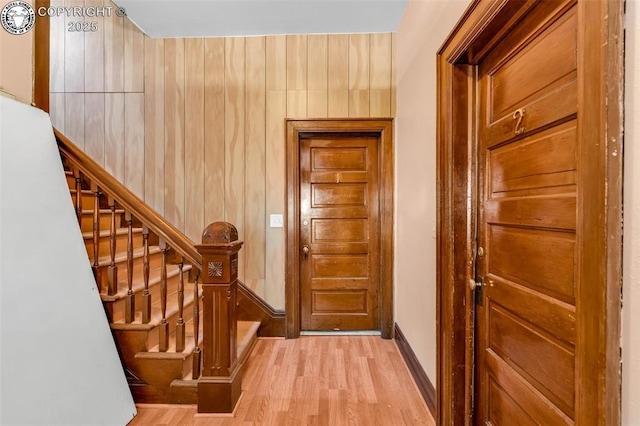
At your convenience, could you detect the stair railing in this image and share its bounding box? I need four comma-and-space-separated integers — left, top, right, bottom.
55, 128, 204, 378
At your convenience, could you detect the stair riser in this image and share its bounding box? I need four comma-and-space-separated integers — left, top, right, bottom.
145, 297, 201, 351
80, 211, 124, 233
85, 231, 143, 260
102, 252, 164, 296
69, 192, 97, 211
132, 357, 186, 393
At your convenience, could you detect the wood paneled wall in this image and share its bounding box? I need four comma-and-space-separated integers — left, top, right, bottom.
49, 1, 396, 309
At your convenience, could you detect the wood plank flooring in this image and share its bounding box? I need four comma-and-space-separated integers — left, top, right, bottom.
128, 336, 434, 425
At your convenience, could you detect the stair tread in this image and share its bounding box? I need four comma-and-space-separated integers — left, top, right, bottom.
102, 263, 192, 302
69, 189, 94, 195
81, 208, 126, 215
136, 317, 203, 359
238, 321, 260, 364
95, 245, 162, 269
168, 321, 260, 386
83, 227, 143, 239
110, 281, 200, 330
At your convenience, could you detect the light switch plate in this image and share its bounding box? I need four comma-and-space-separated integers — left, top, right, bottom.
270, 214, 284, 228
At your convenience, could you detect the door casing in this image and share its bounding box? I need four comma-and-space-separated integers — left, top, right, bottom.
436, 0, 623, 424
285, 119, 394, 339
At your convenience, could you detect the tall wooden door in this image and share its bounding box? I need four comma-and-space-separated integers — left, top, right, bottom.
299, 136, 380, 331
475, 2, 581, 424
437, 0, 622, 423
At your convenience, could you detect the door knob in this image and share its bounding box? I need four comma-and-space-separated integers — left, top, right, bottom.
302, 245, 310, 259
468, 278, 482, 291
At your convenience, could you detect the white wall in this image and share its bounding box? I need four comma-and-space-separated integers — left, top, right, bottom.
623, 1, 640, 424
0, 98, 136, 425
394, 0, 471, 381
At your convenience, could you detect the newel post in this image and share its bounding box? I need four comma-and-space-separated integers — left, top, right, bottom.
195, 222, 243, 413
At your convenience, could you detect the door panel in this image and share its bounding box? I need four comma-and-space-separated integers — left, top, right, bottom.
476, 2, 578, 424
488, 304, 575, 413
489, 226, 575, 303
488, 379, 539, 426
483, 6, 577, 146
489, 123, 576, 195
300, 136, 380, 331
312, 185, 367, 207
488, 9, 576, 120
312, 219, 368, 243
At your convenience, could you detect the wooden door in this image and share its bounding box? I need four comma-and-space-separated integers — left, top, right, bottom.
437, 0, 622, 424
299, 136, 380, 331
475, 3, 580, 424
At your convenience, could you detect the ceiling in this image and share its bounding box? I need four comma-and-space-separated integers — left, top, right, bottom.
114, 0, 408, 38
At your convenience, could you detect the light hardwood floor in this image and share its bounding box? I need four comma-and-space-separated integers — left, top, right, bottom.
128, 336, 434, 425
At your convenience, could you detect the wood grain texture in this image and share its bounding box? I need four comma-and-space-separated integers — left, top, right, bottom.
144, 36, 165, 215
266, 36, 286, 91
307, 35, 328, 118
391, 34, 397, 117
164, 38, 186, 231
49, 0, 65, 93
349, 34, 370, 117
370, 33, 392, 117
244, 37, 267, 295
84, 93, 105, 164
103, 0, 124, 92
265, 35, 287, 310
84, 0, 104, 92
64, 0, 85, 93
65, 93, 85, 148
185, 38, 206, 243
225, 37, 246, 281
287, 35, 307, 118
105, 93, 124, 181
328, 35, 349, 117
124, 93, 145, 198
128, 336, 434, 425
203, 38, 225, 227
50, 92, 66, 132
124, 17, 144, 93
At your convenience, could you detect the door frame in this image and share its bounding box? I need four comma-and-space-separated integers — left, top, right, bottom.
285, 118, 394, 339
436, 1, 623, 424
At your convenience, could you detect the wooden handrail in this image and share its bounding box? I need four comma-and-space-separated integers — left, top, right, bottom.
55, 128, 202, 270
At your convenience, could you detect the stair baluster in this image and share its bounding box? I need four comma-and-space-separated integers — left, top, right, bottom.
124, 212, 135, 323
91, 183, 101, 271
141, 226, 151, 324
107, 197, 118, 296
159, 240, 169, 352
176, 259, 186, 352
74, 169, 82, 225
193, 272, 201, 379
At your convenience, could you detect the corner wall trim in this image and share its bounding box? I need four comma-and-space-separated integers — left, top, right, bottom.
394, 323, 436, 417
237, 281, 285, 337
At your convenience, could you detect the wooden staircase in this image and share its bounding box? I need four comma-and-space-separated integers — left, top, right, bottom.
58, 132, 260, 407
